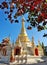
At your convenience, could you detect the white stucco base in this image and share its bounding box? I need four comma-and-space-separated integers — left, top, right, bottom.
0, 56, 10, 64
0, 55, 45, 64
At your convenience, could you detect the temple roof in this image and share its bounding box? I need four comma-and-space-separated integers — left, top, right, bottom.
2, 38, 10, 43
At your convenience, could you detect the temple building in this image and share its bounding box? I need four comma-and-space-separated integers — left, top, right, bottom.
14, 17, 44, 56
0, 17, 44, 63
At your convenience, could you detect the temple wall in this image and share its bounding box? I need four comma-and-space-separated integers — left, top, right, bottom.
0, 56, 10, 63
38, 51, 44, 56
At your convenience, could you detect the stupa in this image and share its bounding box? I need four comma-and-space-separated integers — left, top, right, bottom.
14, 17, 44, 56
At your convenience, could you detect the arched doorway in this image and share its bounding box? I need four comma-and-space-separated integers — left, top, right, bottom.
35, 48, 39, 56
14, 46, 21, 55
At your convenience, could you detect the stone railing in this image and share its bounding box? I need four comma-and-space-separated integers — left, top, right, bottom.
15, 55, 27, 64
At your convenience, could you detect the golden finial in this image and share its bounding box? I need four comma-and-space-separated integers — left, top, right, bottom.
20, 16, 27, 36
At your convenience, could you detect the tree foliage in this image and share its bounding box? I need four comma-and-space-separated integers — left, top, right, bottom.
0, 0, 47, 31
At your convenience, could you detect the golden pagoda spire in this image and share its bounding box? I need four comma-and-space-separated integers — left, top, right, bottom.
32, 36, 35, 47
32, 36, 34, 42
38, 40, 42, 50
16, 16, 31, 43
20, 16, 27, 36
38, 40, 41, 47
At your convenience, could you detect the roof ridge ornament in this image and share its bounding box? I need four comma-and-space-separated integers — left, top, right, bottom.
22, 15, 25, 22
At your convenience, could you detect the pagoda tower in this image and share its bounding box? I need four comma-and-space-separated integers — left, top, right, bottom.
15, 17, 32, 55
31, 36, 35, 55
16, 17, 31, 43
14, 17, 44, 56
32, 36, 35, 47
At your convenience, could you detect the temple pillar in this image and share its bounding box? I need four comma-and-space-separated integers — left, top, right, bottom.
10, 49, 15, 62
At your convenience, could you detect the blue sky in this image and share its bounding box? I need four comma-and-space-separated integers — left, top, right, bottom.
0, 0, 47, 46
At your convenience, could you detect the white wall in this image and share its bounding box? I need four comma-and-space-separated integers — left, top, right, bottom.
1, 56, 10, 63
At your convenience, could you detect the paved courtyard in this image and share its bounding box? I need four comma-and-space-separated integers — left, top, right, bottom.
0, 61, 47, 65
0, 56, 47, 65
